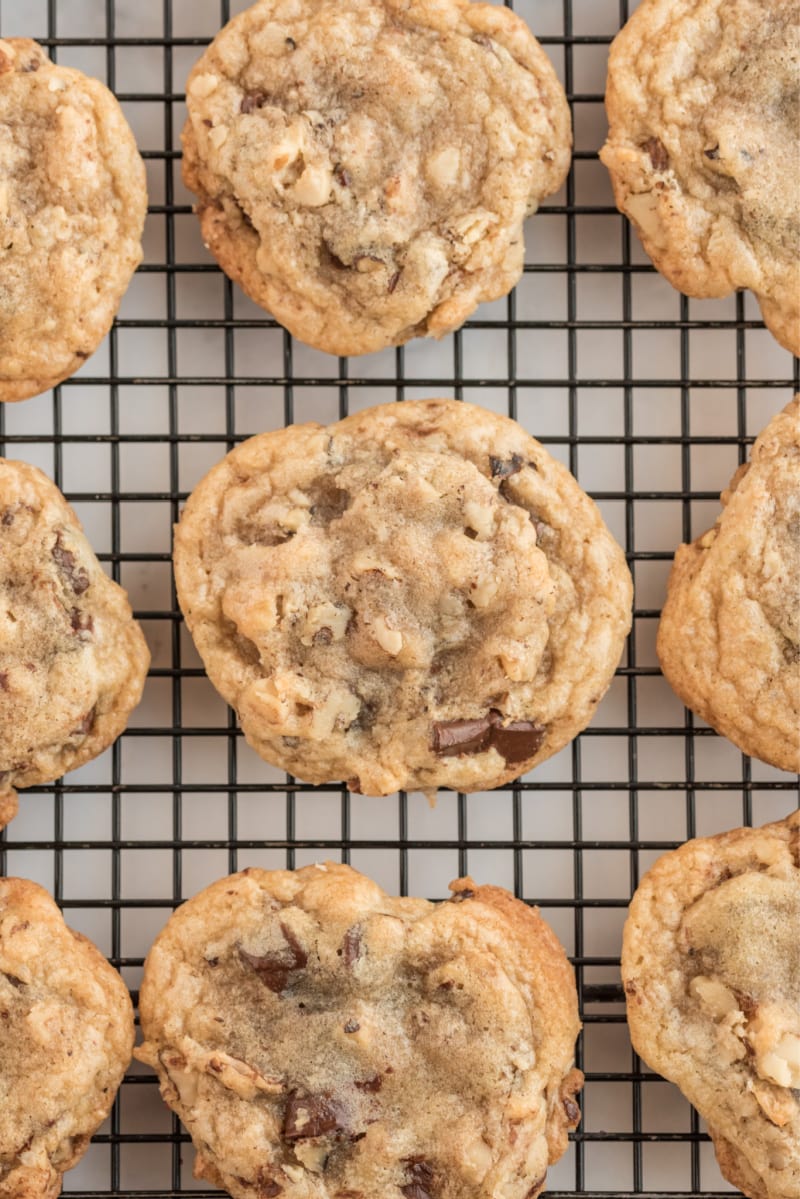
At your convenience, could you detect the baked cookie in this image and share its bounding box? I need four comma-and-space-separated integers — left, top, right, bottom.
136, 862, 583, 1199
0, 460, 150, 829
181, 0, 571, 357
0, 877, 134, 1199
600, 0, 800, 357
657, 397, 800, 773
622, 810, 800, 1199
0, 38, 147, 402
173, 399, 632, 795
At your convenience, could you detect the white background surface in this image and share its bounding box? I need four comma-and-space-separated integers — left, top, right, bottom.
0, 0, 798, 1194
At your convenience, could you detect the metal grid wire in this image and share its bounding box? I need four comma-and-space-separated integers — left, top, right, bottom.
0, 0, 798, 1195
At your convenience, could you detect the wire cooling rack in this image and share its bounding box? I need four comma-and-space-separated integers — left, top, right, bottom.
0, 0, 798, 1195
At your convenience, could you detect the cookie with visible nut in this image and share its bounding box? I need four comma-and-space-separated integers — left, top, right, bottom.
0, 877, 134, 1199
657, 397, 800, 773
600, 0, 800, 356
136, 862, 583, 1199
0, 460, 150, 829
173, 399, 632, 796
622, 810, 800, 1199
0, 38, 147, 401
181, 0, 571, 356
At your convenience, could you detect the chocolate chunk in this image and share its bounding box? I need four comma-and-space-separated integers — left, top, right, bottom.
52, 533, 90, 595
341, 925, 362, 967
308, 475, 351, 524
259, 1184, 282, 1199
346, 776, 362, 794
285, 37, 296, 49
488, 716, 545, 765
704, 145, 720, 160
432, 716, 493, 757
343, 1019, 360, 1033
1, 971, 24, 989
355, 1074, 382, 1092
241, 91, 269, 114
283, 1091, 345, 1140
334, 165, 352, 188
239, 921, 307, 993
450, 888, 475, 903
388, 269, 402, 294
402, 1158, 435, 1199
1, 510, 13, 526
642, 136, 669, 172
734, 991, 758, 1017
563, 1096, 581, 1126
312, 626, 333, 646
70, 608, 94, 638
72, 708, 96, 737
432, 711, 545, 766
489, 452, 524, 479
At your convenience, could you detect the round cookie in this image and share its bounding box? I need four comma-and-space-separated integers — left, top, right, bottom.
0, 460, 151, 829
0, 877, 134, 1199
136, 862, 583, 1199
181, 0, 571, 356
600, 0, 800, 357
622, 811, 800, 1199
657, 397, 800, 773
0, 38, 147, 402
173, 399, 633, 795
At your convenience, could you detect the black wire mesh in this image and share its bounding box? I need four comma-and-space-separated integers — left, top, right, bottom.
0, 0, 798, 1195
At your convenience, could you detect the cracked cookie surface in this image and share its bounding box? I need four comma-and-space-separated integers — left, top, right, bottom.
0, 460, 150, 829
0, 877, 134, 1199
657, 397, 800, 773
136, 862, 583, 1199
600, 0, 800, 356
622, 811, 800, 1199
173, 399, 632, 795
0, 37, 146, 402
181, 0, 571, 356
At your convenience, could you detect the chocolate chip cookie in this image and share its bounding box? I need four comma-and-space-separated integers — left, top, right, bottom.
622, 810, 800, 1199
136, 862, 583, 1199
173, 399, 632, 795
657, 397, 800, 773
0, 877, 134, 1199
0, 38, 147, 402
181, 0, 571, 356
0, 460, 150, 829
600, 0, 800, 356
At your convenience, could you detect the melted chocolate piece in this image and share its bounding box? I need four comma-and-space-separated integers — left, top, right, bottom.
642, 136, 669, 172
341, 925, 362, 967
432, 711, 545, 766
308, 475, 351, 524
704, 145, 720, 160
563, 1096, 581, 1126
450, 888, 475, 903
489, 452, 524, 479
72, 708, 96, 737
354, 1074, 382, 1092
70, 608, 94, 637
52, 533, 90, 595
283, 1091, 345, 1140
388, 269, 402, 294
240, 91, 269, 114
402, 1158, 435, 1199
238, 922, 307, 993
343, 1019, 360, 1033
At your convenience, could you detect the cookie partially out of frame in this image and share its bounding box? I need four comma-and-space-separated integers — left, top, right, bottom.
622, 811, 800, 1199
0, 877, 134, 1199
181, 0, 571, 356
173, 399, 632, 796
0, 460, 150, 829
600, 0, 800, 357
657, 397, 800, 773
137, 862, 583, 1199
0, 38, 147, 402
